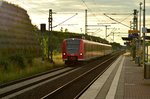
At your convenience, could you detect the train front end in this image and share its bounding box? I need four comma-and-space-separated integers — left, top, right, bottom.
62, 38, 84, 65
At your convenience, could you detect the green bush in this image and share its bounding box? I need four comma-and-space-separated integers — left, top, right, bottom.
9, 53, 26, 69
26, 55, 33, 65
0, 59, 9, 70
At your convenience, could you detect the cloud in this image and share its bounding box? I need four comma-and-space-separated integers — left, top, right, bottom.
4, 0, 150, 45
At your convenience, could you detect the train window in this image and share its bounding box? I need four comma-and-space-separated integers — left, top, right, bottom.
66, 39, 80, 54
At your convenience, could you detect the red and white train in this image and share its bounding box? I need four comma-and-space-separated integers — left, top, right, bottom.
62, 38, 112, 65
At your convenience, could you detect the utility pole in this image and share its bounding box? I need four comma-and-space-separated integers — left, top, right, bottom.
138, 2, 142, 66
85, 9, 87, 35
143, 0, 146, 78
105, 26, 108, 39
143, 0, 146, 64
133, 9, 138, 30
113, 32, 114, 42
134, 9, 139, 62
139, 2, 142, 37
132, 9, 138, 61
48, 9, 54, 63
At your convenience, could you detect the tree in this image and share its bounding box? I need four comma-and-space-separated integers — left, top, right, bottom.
65, 28, 68, 32
33, 25, 39, 31
60, 27, 63, 32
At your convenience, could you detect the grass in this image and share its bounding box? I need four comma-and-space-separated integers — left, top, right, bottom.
0, 54, 65, 84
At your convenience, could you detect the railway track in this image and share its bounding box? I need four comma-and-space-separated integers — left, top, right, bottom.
0, 52, 123, 99
0, 67, 79, 99
41, 53, 119, 99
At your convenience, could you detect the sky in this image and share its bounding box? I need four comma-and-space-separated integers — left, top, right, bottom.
2, 0, 150, 45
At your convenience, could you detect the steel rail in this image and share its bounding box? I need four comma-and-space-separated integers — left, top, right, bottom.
41, 54, 120, 99
0, 67, 77, 98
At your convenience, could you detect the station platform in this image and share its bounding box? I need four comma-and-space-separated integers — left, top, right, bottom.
79, 53, 150, 99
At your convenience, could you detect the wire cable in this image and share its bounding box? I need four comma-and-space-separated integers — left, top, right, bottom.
104, 13, 130, 28
81, 0, 101, 23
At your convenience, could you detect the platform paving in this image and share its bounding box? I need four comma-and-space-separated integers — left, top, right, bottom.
79, 53, 150, 99
116, 55, 150, 99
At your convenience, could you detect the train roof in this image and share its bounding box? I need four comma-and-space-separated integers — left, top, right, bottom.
64, 38, 111, 47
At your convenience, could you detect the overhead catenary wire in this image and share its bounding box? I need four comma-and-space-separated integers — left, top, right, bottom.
12, 0, 80, 31
104, 13, 130, 28
11, 0, 131, 35
81, 0, 101, 23
53, 13, 78, 28
80, 0, 109, 36
120, 14, 133, 23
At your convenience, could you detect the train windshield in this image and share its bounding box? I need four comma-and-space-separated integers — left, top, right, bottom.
66, 39, 80, 54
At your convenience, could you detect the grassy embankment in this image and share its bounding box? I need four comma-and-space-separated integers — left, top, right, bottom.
0, 54, 64, 84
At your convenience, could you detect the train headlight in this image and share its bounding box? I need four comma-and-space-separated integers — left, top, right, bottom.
80, 53, 83, 56
63, 53, 66, 55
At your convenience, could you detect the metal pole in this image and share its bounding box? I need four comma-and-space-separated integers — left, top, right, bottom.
48, 9, 54, 63
40, 30, 44, 61
113, 32, 114, 42
143, 0, 147, 78
85, 9, 87, 35
48, 10, 50, 60
139, 2, 142, 37
105, 26, 107, 39
138, 2, 142, 66
132, 9, 138, 61
133, 9, 138, 30
143, 0, 146, 71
